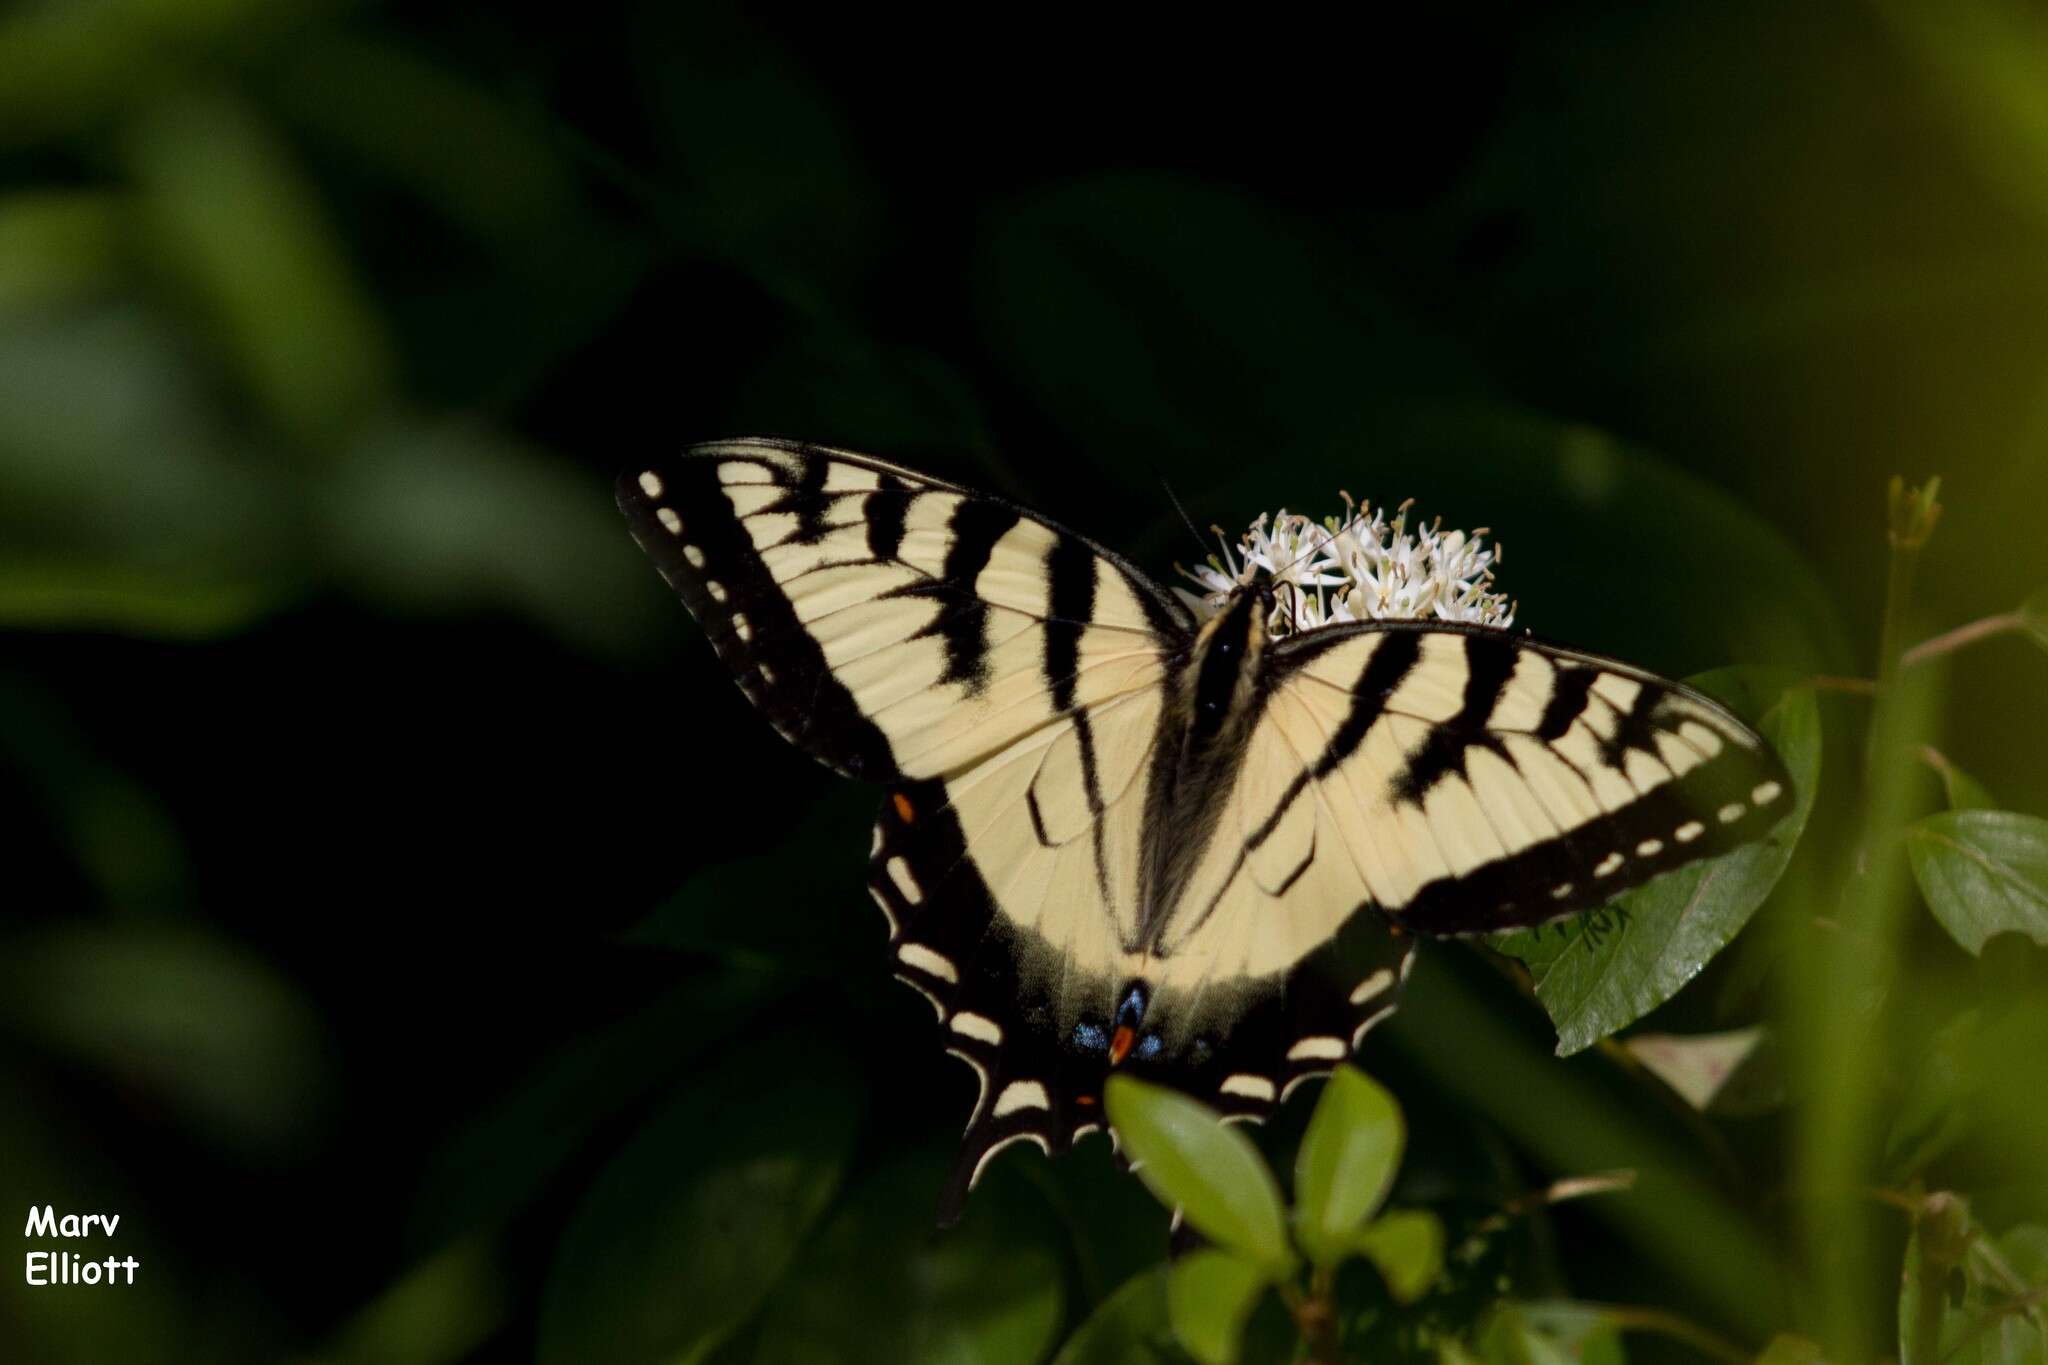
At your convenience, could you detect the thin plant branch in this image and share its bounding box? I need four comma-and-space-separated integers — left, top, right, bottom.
1588, 1304, 1753, 1365
1899, 610, 2026, 669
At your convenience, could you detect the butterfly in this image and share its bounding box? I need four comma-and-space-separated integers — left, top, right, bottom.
619, 438, 1792, 1221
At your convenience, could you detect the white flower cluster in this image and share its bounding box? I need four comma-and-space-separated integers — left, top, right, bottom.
1176, 494, 1515, 638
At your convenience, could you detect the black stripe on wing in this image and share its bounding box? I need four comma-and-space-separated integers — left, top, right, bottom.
618, 453, 902, 782
619, 439, 1196, 786
1275, 622, 1795, 937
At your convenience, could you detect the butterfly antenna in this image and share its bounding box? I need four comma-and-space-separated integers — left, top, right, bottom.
1160, 477, 1208, 557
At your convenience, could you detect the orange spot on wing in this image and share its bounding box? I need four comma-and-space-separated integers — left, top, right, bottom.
1075, 1094, 1097, 1107
892, 793, 916, 823
1108, 1026, 1135, 1067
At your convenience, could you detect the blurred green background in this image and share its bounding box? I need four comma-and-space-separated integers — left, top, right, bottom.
4, 2, 2048, 1362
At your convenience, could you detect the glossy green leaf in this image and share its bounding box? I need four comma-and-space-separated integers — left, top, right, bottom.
535, 1035, 861, 1365
750, 1151, 1064, 1365
1166, 1250, 1273, 1365
1494, 671, 1821, 1054
1907, 810, 2048, 953
1049, 1268, 1175, 1365
1293, 1065, 1405, 1268
1104, 1075, 1294, 1275
1356, 1209, 1447, 1304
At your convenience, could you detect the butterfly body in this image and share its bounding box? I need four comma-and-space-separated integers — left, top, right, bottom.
620, 438, 1793, 1220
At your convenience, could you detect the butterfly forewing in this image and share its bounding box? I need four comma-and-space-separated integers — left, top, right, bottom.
618, 439, 1189, 782
1264, 624, 1794, 934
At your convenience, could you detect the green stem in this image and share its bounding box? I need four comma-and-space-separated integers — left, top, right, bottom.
1281, 1270, 1342, 1365
1796, 476, 1943, 1361
1877, 475, 1941, 688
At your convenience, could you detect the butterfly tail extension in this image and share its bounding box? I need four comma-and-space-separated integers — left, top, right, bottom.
1164, 918, 1419, 1128
870, 781, 1093, 1226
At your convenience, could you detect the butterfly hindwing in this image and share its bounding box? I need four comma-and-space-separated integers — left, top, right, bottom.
870, 770, 1418, 1221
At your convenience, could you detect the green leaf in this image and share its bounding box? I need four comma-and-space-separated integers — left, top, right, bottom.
1480, 1303, 1626, 1365
409, 971, 786, 1246
0, 558, 284, 639
622, 788, 884, 975
1924, 751, 1999, 812
1893, 1199, 2048, 1365
1049, 1268, 1176, 1365
0, 191, 121, 306
324, 418, 665, 655
1355, 1209, 1447, 1304
1493, 671, 1822, 1054
1885, 1009, 1985, 1180
312, 1241, 504, 1365
1906, 811, 2048, 954
1992, 1227, 2048, 1365
1166, 1250, 1274, 1365
535, 1034, 861, 1365
1104, 1075, 1294, 1275
750, 1151, 1065, 1365
0, 926, 328, 1157
1293, 1065, 1405, 1268
1755, 1335, 1830, 1365
126, 91, 391, 440
2023, 585, 2048, 654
